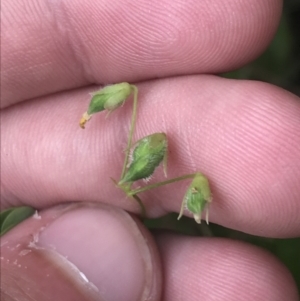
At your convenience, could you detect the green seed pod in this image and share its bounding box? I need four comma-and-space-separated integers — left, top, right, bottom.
178, 173, 212, 224
80, 82, 133, 128
119, 133, 168, 184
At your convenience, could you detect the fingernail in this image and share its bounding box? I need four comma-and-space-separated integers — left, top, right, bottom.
37, 203, 160, 301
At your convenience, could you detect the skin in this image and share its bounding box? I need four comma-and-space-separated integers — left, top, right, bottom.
1, 0, 300, 300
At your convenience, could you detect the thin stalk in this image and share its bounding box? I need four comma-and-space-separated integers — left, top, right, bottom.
120, 85, 138, 180
111, 177, 146, 217
132, 194, 146, 219
129, 173, 196, 195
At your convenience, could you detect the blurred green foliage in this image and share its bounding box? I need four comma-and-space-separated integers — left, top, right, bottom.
145, 0, 300, 294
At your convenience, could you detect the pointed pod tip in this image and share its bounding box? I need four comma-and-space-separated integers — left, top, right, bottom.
79, 119, 86, 129
193, 213, 201, 224
79, 112, 91, 129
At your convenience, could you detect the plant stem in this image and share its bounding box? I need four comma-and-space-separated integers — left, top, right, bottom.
132, 194, 146, 219
111, 177, 147, 218
129, 173, 196, 195
120, 85, 138, 180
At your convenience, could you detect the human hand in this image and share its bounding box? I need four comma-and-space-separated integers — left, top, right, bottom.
1, 0, 300, 300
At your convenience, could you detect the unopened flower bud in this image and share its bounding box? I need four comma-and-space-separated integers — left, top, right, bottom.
80, 82, 134, 128
119, 133, 168, 184
178, 173, 212, 224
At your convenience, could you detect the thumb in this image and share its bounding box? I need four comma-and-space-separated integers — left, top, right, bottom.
1, 203, 162, 301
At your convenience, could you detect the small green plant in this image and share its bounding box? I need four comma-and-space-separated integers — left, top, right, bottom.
80, 82, 212, 223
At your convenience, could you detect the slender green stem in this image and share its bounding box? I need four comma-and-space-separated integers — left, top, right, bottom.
129, 173, 196, 195
120, 85, 138, 180
132, 194, 146, 219
111, 177, 147, 218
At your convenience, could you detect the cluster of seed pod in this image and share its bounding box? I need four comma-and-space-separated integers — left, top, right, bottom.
80, 82, 212, 224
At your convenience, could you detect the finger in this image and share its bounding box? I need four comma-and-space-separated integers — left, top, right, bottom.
2, 0, 282, 107
1, 75, 300, 237
0, 203, 162, 301
156, 234, 298, 301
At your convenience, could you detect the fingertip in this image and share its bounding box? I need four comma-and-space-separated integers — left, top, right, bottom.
2, 0, 283, 106
156, 235, 298, 301
1, 203, 162, 301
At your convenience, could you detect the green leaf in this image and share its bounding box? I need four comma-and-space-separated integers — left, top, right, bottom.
0, 206, 35, 236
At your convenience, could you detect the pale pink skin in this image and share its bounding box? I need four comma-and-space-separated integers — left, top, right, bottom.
1, 0, 300, 300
